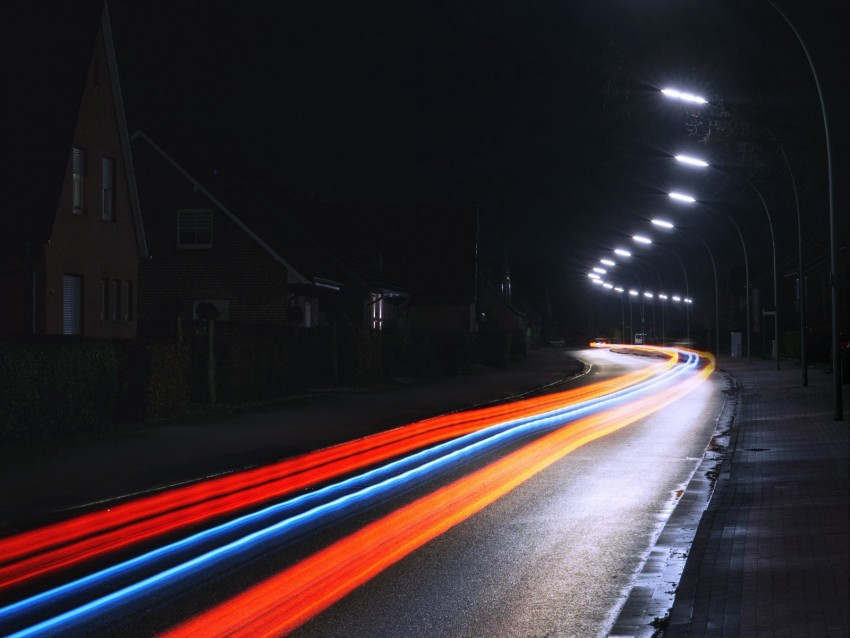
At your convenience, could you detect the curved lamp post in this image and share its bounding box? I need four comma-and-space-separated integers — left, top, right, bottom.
765, 0, 840, 417
673, 154, 779, 369
631, 229, 718, 358
663, 70, 836, 410
650, 219, 692, 343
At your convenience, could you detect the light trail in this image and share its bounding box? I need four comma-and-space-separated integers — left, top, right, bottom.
162, 351, 714, 637
0, 347, 670, 593
0, 348, 712, 637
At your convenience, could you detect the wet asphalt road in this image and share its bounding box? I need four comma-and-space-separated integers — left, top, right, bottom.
82, 347, 726, 638
286, 349, 724, 638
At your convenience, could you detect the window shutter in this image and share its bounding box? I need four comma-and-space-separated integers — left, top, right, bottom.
73, 147, 86, 176
63, 275, 81, 335
102, 157, 114, 220
72, 147, 86, 213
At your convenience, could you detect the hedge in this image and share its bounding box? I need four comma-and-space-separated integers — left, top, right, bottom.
0, 339, 119, 440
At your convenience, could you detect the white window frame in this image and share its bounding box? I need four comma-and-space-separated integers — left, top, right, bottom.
370, 293, 384, 330
177, 209, 213, 248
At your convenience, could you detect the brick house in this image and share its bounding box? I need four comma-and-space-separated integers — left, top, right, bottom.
0, 2, 147, 339
130, 132, 407, 333
286, 200, 479, 332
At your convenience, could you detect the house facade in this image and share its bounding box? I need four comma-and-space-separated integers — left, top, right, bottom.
0, 4, 146, 339
130, 133, 306, 332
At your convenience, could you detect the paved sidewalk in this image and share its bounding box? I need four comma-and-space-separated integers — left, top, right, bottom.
663, 357, 850, 637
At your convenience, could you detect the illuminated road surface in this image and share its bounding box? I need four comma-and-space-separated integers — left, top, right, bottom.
0, 346, 720, 637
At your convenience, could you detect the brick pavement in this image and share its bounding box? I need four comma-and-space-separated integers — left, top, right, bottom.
664, 357, 850, 637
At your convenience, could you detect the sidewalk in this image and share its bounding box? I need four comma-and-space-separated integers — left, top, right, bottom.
663, 356, 849, 637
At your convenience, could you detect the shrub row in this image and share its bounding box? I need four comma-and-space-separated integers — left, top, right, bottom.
0, 324, 522, 441
0, 338, 189, 441
0, 339, 118, 440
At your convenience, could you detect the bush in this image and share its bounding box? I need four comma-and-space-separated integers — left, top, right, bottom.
0, 339, 119, 440
336, 320, 383, 387
120, 339, 191, 421
382, 317, 441, 379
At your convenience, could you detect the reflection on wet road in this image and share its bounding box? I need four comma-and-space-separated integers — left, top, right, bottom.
0, 346, 714, 637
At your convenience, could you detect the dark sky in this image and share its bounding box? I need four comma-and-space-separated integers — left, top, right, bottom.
108, 0, 848, 296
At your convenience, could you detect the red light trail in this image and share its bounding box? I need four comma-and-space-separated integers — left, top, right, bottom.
162, 351, 713, 637
0, 348, 673, 593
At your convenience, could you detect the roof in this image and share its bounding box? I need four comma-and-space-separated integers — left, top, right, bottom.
1, 1, 104, 250
1, 1, 147, 258
285, 199, 480, 303
131, 132, 405, 297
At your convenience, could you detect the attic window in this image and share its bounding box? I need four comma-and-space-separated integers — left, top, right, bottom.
177, 209, 213, 247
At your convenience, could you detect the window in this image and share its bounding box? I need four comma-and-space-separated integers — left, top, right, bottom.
178, 209, 213, 247
370, 293, 384, 330
62, 275, 82, 335
72, 147, 87, 214
102, 157, 115, 220
100, 278, 109, 320
123, 281, 134, 322
111, 279, 119, 321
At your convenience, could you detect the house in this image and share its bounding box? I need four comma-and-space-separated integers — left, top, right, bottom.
130, 133, 408, 333
284, 200, 479, 333
0, 2, 147, 339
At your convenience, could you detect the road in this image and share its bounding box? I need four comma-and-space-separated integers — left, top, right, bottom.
0, 346, 723, 637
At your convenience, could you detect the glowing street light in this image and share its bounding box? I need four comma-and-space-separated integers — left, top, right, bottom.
614, 248, 631, 257
674, 154, 709, 167
661, 87, 708, 104
600, 258, 616, 267
593, 267, 607, 274
668, 191, 696, 204
651, 218, 674, 229
633, 235, 652, 244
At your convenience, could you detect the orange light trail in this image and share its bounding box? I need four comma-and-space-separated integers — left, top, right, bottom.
0, 349, 675, 592
162, 352, 713, 638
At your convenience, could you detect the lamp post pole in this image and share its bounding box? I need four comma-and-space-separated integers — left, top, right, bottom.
671, 161, 776, 366
765, 0, 840, 420
738, 175, 780, 370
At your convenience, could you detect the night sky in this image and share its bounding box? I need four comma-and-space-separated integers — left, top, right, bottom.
107, 0, 848, 319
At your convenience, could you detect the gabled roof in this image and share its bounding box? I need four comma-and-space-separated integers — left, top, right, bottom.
1, 0, 105, 251
1, 2, 146, 258
131, 132, 405, 298
131, 131, 310, 285
284, 200, 479, 303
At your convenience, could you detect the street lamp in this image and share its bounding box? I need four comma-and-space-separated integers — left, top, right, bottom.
766, 1, 841, 419
646, 222, 691, 342
672, 152, 779, 369
663, 79, 831, 398
632, 231, 716, 354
